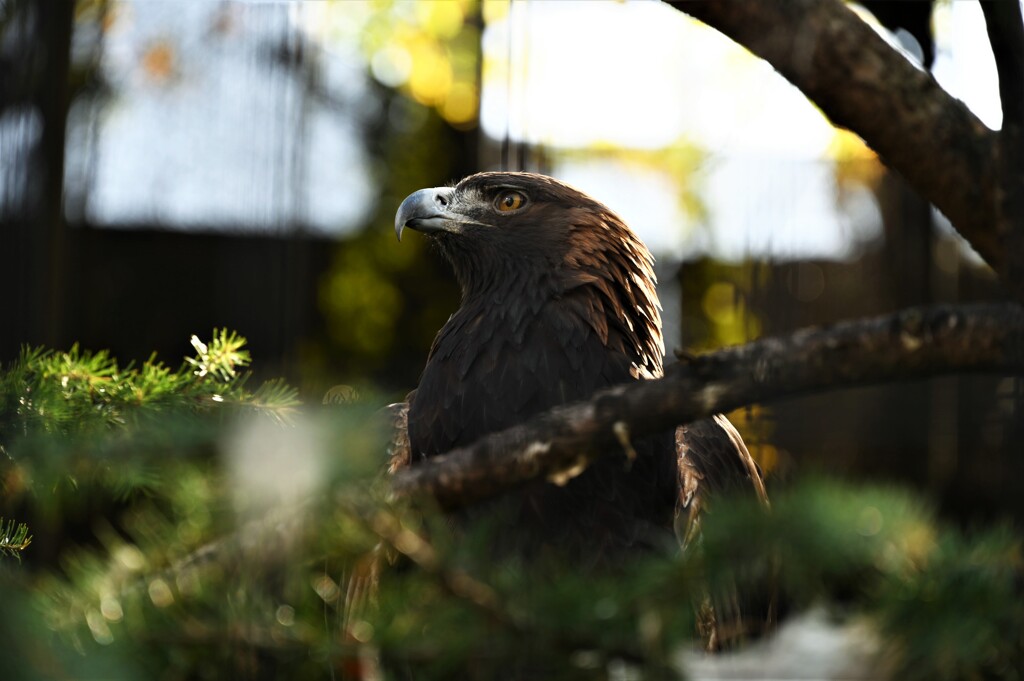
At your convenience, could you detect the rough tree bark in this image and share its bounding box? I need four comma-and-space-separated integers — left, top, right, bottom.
392, 304, 1024, 509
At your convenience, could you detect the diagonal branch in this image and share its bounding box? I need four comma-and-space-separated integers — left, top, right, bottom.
391, 303, 1024, 509
120, 304, 1024, 595
663, 0, 1003, 277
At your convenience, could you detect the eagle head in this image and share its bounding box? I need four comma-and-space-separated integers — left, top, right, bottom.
395, 171, 664, 378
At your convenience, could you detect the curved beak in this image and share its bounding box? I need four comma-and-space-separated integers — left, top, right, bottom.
394, 187, 457, 242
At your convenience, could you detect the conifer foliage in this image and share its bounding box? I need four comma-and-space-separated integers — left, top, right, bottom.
0, 334, 1021, 680
0, 517, 31, 557
0, 330, 298, 500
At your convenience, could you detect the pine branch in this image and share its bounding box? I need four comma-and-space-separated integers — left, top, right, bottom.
42, 476, 1022, 679
183, 329, 251, 382
0, 517, 32, 558
0, 330, 299, 498
1, 329, 296, 431
391, 303, 1024, 508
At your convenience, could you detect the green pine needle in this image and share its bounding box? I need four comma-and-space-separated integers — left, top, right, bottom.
0, 517, 32, 558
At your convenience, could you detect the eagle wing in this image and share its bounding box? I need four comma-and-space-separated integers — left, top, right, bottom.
675, 413, 768, 549
382, 398, 412, 474
377, 403, 772, 649
676, 413, 774, 650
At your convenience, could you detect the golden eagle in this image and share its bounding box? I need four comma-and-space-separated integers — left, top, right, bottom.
391, 171, 767, 574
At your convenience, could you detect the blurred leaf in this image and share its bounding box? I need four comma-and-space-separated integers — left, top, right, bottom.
140, 40, 176, 82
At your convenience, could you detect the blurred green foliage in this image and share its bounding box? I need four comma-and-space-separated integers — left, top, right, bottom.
679, 259, 764, 352
315, 105, 464, 391
305, 0, 486, 391
702, 481, 1024, 681
0, 330, 298, 511
354, 0, 481, 128
0, 338, 1021, 679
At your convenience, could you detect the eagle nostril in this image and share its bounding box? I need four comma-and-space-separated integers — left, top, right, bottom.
435, 191, 451, 210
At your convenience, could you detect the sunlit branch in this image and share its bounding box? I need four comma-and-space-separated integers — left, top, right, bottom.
664, 0, 1003, 278
391, 303, 1024, 509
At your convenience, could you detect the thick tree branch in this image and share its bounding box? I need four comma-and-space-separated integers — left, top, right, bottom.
139, 304, 1024, 595
392, 303, 1024, 509
664, 0, 1003, 276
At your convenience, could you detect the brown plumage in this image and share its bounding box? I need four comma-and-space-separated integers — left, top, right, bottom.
391, 171, 767, 575
390, 172, 777, 653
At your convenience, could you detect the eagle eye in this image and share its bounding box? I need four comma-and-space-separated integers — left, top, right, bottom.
494, 190, 526, 213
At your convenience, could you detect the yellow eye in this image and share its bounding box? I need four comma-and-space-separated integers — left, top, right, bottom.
495, 191, 526, 212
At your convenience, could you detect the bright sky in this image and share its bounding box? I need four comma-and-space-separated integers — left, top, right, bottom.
481, 0, 837, 155
71, 0, 1005, 262
71, 1, 374, 233
479, 0, 1005, 261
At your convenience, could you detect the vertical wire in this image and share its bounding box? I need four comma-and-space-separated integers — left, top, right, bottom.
500, 0, 513, 171
517, 0, 529, 171
500, 0, 532, 172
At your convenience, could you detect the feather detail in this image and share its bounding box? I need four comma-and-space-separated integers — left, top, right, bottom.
398, 172, 767, 576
